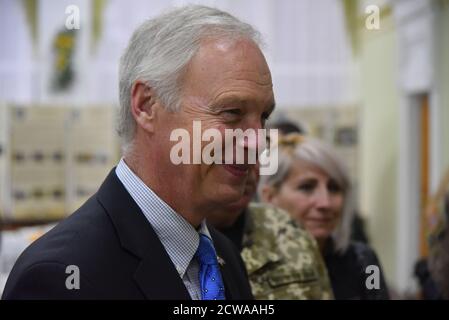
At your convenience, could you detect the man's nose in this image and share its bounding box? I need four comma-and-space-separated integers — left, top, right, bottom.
243, 122, 265, 151
241, 131, 262, 151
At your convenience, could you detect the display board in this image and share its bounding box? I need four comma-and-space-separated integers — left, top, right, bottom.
9, 106, 67, 221
66, 106, 119, 213
0, 104, 119, 222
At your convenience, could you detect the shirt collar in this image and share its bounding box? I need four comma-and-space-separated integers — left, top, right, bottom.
115, 158, 211, 278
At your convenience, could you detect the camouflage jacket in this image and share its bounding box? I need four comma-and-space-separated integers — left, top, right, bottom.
240, 203, 334, 300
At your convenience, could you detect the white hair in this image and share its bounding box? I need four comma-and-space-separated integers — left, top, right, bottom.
117, 5, 263, 152
258, 136, 354, 253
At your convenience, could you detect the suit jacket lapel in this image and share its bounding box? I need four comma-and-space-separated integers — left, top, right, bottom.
97, 169, 191, 300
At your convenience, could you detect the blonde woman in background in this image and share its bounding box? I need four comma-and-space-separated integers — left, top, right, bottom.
259, 134, 389, 300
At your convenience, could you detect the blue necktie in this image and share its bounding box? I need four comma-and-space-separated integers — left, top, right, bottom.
196, 233, 226, 300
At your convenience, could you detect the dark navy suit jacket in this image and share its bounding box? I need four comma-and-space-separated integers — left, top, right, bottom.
2, 170, 253, 300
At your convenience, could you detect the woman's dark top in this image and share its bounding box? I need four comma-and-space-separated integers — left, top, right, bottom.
323, 238, 390, 300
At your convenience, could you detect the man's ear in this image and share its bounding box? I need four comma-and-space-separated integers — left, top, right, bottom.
261, 185, 278, 204
130, 80, 160, 134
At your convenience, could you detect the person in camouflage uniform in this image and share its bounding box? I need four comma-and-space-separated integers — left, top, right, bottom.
241, 203, 333, 299
210, 164, 333, 300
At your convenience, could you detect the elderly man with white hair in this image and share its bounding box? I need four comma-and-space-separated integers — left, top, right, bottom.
3, 5, 274, 300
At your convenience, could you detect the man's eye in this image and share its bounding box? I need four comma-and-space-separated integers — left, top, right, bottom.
224, 109, 241, 115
